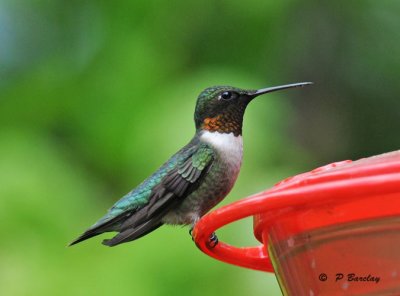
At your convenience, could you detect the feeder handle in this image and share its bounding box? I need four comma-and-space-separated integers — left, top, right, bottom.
192, 193, 274, 272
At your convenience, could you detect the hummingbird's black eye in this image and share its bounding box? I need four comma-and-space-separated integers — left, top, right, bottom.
219, 91, 237, 101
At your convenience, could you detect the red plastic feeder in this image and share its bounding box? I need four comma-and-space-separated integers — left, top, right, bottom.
193, 151, 400, 295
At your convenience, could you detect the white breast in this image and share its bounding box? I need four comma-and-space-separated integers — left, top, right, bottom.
200, 131, 243, 166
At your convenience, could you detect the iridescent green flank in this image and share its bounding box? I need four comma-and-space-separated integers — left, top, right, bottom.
91, 138, 214, 228
91, 154, 178, 228
185, 144, 213, 172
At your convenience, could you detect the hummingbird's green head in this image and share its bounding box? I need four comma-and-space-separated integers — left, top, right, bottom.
194, 82, 312, 136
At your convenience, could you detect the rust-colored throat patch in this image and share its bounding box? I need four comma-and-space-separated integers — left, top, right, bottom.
202, 115, 242, 136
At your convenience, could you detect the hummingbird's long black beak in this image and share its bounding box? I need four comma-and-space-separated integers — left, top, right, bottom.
250, 82, 313, 98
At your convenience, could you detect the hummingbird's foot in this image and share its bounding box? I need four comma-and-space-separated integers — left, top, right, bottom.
208, 232, 219, 248
189, 224, 217, 247
189, 227, 194, 241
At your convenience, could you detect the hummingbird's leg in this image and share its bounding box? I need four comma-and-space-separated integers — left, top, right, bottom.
188, 219, 218, 247
208, 232, 219, 248
189, 218, 200, 241
189, 227, 194, 241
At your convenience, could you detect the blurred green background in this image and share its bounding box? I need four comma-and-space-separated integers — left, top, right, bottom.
1, 0, 399, 295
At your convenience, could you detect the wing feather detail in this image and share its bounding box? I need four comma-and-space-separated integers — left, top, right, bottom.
102, 142, 214, 246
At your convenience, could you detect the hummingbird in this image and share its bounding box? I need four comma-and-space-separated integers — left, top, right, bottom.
70, 82, 312, 247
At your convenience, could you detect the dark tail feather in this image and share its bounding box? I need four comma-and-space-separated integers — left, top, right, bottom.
102, 220, 163, 247
68, 212, 133, 246
68, 230, 102, 246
